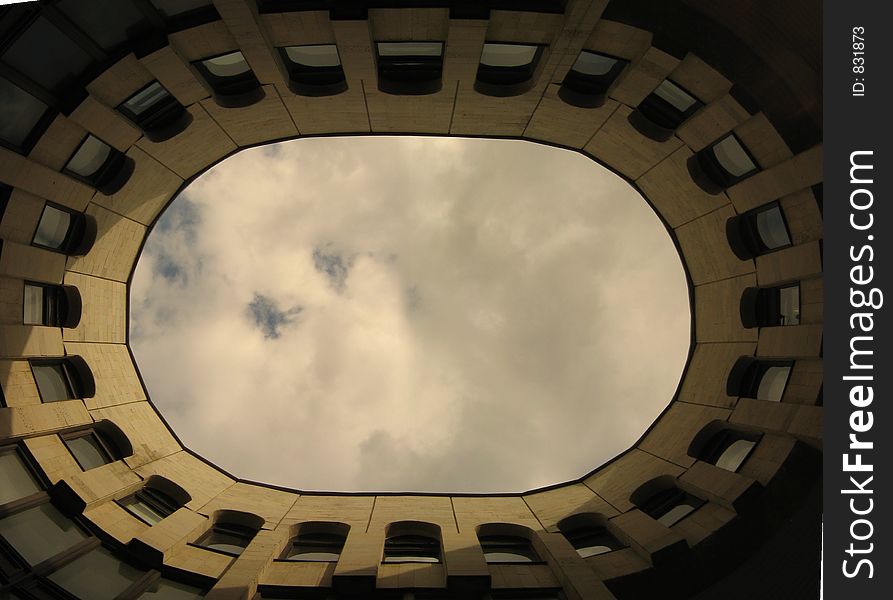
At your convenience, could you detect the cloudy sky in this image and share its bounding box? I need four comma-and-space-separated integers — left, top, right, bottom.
129, 136, 690, 494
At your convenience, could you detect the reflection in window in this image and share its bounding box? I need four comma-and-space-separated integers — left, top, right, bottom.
119, 81, 191, 142
727, 357, 794, 403
376, 42, 444, 95
478, 535, 540, 563
32, 362, 77, 402
120, 478, 189, 526
150, 0, 214, 19
0, 78, 50, 152
62, 431, 114, 471
383, 534, 441, 563
32, 205, 71, 250
279, 45, 347, 96
1, 17, 93, 93
688, 421, 762, 473
197, 523, 258, 556
194, 51, 265, 108
475, 43, 543, 97
688, 134, 759, 193
561, 525, 622, 558
726, 202, 792, 260
284, 532, 346, 562
558, 50, 627, 108
56, 0, 150, 52
0, 447, 42, 505
633, 482, 705, 528
740, 284, 800, 328
48, 546, 144, 600
23, 282, 81, 328
64, 135, 135, 196
757, 366, 792, 402
0, 503, 88, 566
630, 79, 702, 141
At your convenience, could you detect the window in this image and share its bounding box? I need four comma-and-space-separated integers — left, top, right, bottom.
475, 42, 544, 97
149, 0, 218, 31
279, 44, 347, 96
0, 77, 52, 153
375, 41, 444, 95
688, 133, 759, 193
283, 526, 348, 562
688, 421, 762, 472
196, 512, 263, 556
137, 578, 207, 599
726, 357, 794, 403
629, 79, 702, 141
478, 535, 540, 563
740, 284, 800, 328
0, 503, 89, 566
23, 282, 82, 328
118, 81, 192, 142
0, 446, 42, 505
48, 546, 145, 600
557, 514, 623, 558
64, 135, 135, 196
62, 431, 113, 470
119, 477, 191, 526
31, 203, 97, 256
1, 16, 93, 94
56, 0, 151, 53
558, 50, 627, 108
631, 477, 705, 528
193, 51, 265, 108
726, 202, 792, 260
383, 522, 442, 563
30, 356, 95, 402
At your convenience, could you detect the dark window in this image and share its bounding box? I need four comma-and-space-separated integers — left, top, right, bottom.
118, 81, 192, 142
632, 479, 705, 528
0, 77, 51, 153
31, 202, 97, 256
688, 133, 759, 193
63, 134, 135, 196
55, 0, 151, 53
478, 534, 540, 563
475, 42, 544, 97
61, 430, 113, 471
740, 283, 800, 328
375, 41, 444, 95
149, 0, 218, 31
193, 51, 265, 108
688, 421, 762, 473
629, 79, 702, 141
47, 546, 144, 600
30, 356, 95, 402
557, 515, 624, 558
137, 577, 206, 599
0, 502, 89, 567
1, 16, 94, 94
279, 44, 347, 96
726, 202, 792, 260
726, 357, 794, 403
283, 532, 346, 562
150, 0, 214, 17
383, 534, 441, 563
119, 478, 190, 526
558, 50, 627, 108
197, 522, 259, 556
23, 282, 82, 328
0, 446, 42, 505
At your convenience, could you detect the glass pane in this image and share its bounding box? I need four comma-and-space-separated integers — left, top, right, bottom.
712, 135, 756, 177
779, 286, 800, 325
652, 80, 698, 112
577, 544, 613, 558
150, 0, 212, 18
32, 364, 72, 402
122, 82, 170, 116
715, 439, 756, 471
757, 366, 791, 402
48, 546, 144, 600
755, 206, 792, 250
571, 51, 618, 76
657, 503, 695, 527
201, 52, 250, 77
284, 45, 341, 68
0, 503, 88, 566
64, 434, 111, 470
0, 78, 48, 148
121, 496, 166, 526
2, 17, 93, 92
139, 578, 205, 600
33, 206, 71, 249
200, 530, 249, 555
382, 554, 439, 563
66, 135, 112, 178
484, 551, 534, 563
286, 549, 340, 561
377, 42, 443, 57
0, 451, 41, 504
480, 43, 538, 68
57, 0, 148, 51
23, 284, 45, 325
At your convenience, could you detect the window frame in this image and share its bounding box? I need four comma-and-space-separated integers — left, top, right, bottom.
60, 428, 116, 471
688, 421, 763, 473
726, 356, 795, 402
474, 42, 545, 97
689, 132, 761, 194
195, 522, 259, 557
726, 201, 793, 260
31, 201, 96, 257
558, 49, 628, 108
280, 531, 347, 563
375, 40, 445, 96
740, 283, 801, 328
629, 78, 703, 141
116, 80, 192, 142
30, 359, 79, 403
23, 281, 82, 328
278, 44, 347, 97
478, 534, 542, 564
192, 50, 265, 108
63, 133, 135, 196
118, 487, 183, 527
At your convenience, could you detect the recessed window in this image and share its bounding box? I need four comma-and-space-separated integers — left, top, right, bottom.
64, 135, 135, 196
688, 421, 762, 472
118, 81, 192, 142
726, 202, 792, 260
375, 42, 444, 95
194, 51, 265, 108
629, 79, 702, 141
740, 284, 800, 328
30, 357, 94, 402
475, 43, 544, 97
558, 50, 627, 108
119, 477, 190, 526
727, 357, 794, 403
32, 203, 98, 256
478, 534, 540, 563
23, 282, 82, 328
62, 431, 113, 470
688, 133, 759, 193
0, 77, 51, 153
382, 534, 441, 563
197, 523, 258, 556
283, 531, 346, 562
279, 44, 347, 96
48, 546, 145, 600
632, 478, 705, 528
149, 0, 218, 30
557, 515, 624, 558
1, 17, 93, 94
56, 0, 150, 52
0, 503, 89, 566
0, 446, 42, 505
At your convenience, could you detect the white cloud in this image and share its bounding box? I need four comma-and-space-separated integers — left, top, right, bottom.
130, 136, 690, 493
